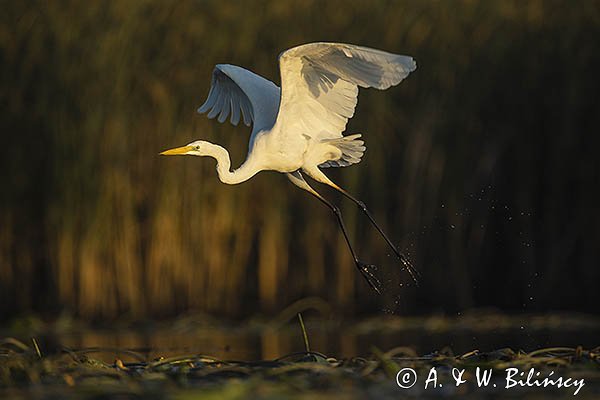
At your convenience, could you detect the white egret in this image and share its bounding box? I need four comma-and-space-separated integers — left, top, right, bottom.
161, 42, 418, 293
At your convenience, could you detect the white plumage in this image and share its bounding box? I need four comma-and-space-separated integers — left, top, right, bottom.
196, 42, 415, 166
161, 42, 418, 292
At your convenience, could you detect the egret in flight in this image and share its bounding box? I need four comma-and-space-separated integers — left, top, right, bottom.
161, 42, 418, 293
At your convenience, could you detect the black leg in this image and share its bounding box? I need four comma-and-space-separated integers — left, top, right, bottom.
313, 194, 384, 294
286, 171, 383, 294
338, 190, 420, 285
329, 205, 383, 294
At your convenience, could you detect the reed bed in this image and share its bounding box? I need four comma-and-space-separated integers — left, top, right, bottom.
1, 0, 599, 319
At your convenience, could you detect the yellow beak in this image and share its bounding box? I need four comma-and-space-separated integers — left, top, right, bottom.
159, 145, 194, 156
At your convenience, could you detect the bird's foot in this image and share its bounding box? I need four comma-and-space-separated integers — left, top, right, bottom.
396, 254, 421, 286
386, 245, 421, 285
356, 261, 383, 294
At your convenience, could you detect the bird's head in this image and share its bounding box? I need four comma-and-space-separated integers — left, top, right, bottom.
160, 140, 212, 157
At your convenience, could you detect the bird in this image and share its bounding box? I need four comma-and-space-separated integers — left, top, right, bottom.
160, 42, 418, 293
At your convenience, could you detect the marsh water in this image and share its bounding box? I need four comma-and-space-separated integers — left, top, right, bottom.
13, 312, 599, 363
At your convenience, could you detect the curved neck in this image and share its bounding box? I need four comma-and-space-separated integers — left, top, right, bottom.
205, 143, 261, 185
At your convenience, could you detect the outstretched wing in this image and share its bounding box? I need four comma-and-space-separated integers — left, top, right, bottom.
197, 64, 281, 136
273, 42, 416, 143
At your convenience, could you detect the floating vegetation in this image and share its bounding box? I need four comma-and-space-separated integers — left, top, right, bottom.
1, 336, 599, 399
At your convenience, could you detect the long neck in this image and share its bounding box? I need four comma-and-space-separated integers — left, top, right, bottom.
205, 143, 261, 185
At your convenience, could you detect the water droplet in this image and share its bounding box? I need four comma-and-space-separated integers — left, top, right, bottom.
450, 224, 456, 229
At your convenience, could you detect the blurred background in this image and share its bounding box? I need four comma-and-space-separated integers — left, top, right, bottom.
1, 0, 599, 325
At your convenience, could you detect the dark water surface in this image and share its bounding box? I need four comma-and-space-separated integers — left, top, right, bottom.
10, 311, 598, 363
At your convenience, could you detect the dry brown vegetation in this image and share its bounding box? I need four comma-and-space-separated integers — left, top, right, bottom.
1, 333, 599, 399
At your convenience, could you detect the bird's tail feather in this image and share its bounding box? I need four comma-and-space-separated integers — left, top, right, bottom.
319, 134, 366, 168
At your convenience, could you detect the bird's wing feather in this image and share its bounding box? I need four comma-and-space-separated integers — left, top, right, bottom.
273, 42, 416, 143
198, 64, 281, 137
